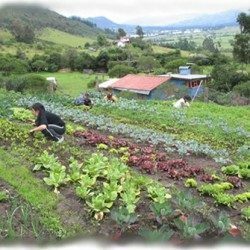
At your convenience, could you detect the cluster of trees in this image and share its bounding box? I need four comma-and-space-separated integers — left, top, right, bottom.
206, 12, 250, 99
0, 36, 188, 77
161, 37, 219, 53
10, 20, 35, 44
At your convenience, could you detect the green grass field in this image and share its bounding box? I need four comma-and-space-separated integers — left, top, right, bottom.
152, 45, 191, 57
34, 72, 107, 96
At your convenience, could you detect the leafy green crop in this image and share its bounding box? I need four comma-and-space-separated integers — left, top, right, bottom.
11, 107, 33, 122
97, 143, 109, 150
139, 226, 174, 242
111, 207, 137, 228
235, 192, 250, 203
184, 178, 197, 188
43, 171, 68, 194
174, 217, 209, 239
214, 193, 236, 207
241, 207, 250, 221
33, 151, 59, 171
198, 182, 234, 196
147, 184, 171, 204
0, 190, 9, 201
222, 162, 250, 179
150, 201, 173, 224
67, 158, 83, 182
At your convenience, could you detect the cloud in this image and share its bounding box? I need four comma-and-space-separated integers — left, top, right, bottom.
0, 0, 249, 25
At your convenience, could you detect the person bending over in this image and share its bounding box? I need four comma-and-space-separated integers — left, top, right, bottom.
173, 95, 191, 108
30, 103, 65, 142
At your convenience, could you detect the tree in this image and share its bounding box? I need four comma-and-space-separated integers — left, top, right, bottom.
174, 38, 196, 51
108, 64, 136, 77
233, 12, 250, 65
10, 20, 35, 44
137, 56, 160, 73
202, 37, 218, 53
117, 28, 126, 39
95, 51, 110, 71
136, 26, 144, 38
97, 35, 108, 47
46, 53, 62, 72
62, 49, 78, 70
233, 34, 250, 64
210, 64, 248, 92
237, 12, 250, 33
75, 52, 95, 71
31, 60, 47, 72
233, 81, 250, 98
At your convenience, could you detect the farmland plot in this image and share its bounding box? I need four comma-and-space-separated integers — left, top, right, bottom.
0, 89, 249, 245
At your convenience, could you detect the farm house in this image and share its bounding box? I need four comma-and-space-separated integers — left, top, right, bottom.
108, 74, 171, 100
100, 67, 209, 100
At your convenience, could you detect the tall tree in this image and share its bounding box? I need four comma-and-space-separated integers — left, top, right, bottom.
117, 28, 126, 39
97, 35, 108, 46
233, 12, 250, 65
202, 37, 218, 53
237, 12, 250, 33
233, 34, 250, 64
135, 25, 144, 38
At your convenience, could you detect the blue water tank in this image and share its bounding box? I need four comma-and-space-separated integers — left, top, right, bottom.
179, 66, 191, 75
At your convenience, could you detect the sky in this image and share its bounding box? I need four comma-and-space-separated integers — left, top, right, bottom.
0, 0, 249, 25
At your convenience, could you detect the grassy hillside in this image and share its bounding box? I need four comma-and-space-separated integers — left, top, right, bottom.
0, 4, 103, 37
37, 28, 95, 48
152, 45, 191, 57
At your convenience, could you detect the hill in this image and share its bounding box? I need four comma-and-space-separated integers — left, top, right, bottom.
37, 28, 95, 48
170, 10, 239, 29
0, 4, 103, 37
88, 10, 241, 33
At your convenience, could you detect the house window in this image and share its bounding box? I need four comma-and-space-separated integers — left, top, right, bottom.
187, 80, 201, 88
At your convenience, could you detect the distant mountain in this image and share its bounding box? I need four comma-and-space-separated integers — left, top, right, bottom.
87, 10, 241, 33
87, 16, 136, 33
86, 16, 118, 30
170, 10, 239, 29
0, 4, 104, 37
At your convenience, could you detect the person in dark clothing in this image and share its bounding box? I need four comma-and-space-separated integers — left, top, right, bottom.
74, 93, 93, 108
83, 93, 93, 108
30, 103, 65, 142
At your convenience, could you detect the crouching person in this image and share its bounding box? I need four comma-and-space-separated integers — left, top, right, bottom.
30, 103, 65, 142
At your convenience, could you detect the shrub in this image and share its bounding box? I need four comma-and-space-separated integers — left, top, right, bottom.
5, 74, 48, 93
108, 65, 136, 78
165, 59, 188, 72
0, 54, 29, 75
233, 81, 250, 98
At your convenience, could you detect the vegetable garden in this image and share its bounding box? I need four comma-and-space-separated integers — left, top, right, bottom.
0, 89, 249, 245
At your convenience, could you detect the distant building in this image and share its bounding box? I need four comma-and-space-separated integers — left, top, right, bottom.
117, 36, 130, 47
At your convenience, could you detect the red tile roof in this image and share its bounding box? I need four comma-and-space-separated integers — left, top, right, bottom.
111, 74, 170, 91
